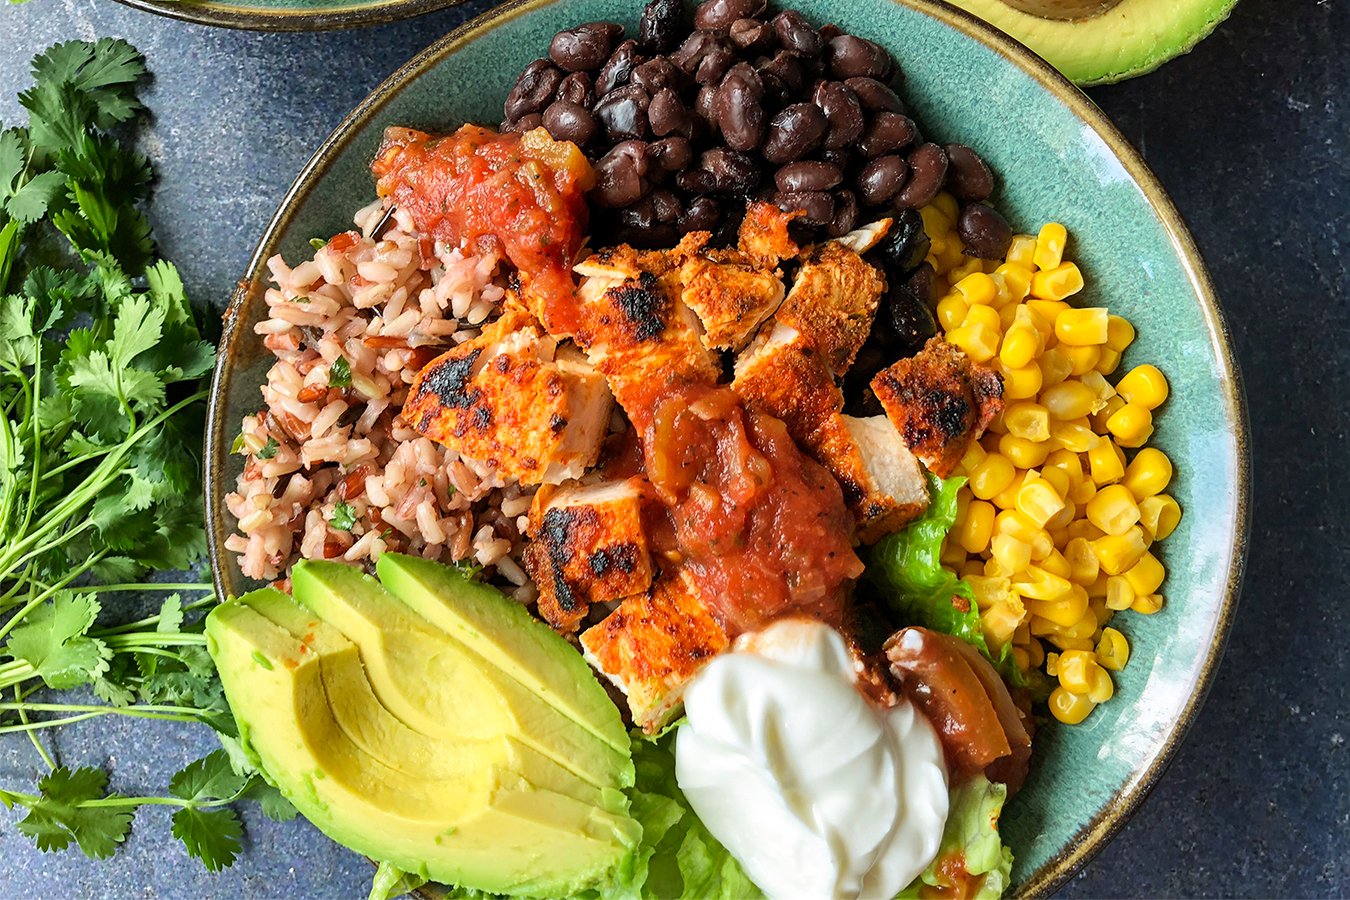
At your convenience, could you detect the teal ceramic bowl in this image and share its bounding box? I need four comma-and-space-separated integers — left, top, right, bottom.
205, 0, 1250, 893
113, 0, 463, 33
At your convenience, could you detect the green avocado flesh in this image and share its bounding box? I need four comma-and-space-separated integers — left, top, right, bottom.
206, 560, 639, 896
948, 0, 1238, 85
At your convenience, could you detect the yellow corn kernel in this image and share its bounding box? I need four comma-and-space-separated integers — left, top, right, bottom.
957, 440, 987, 476
1000, 318, 1041, 369
1037, 464, 1071, 499
1027, 636, 1046, 668
1087, 572, 1110, 598
1107, 403, 1154, 447
983, 557, 1008, 578
969, 454, 1016, 500
1055, 308, 1108, 349
1003, 402, 1051, 442
985, 409, 1008, 435
1044, 499, 1076, 533
1139, 494, 1182, 541
1131, 592, 1164, 615
1016, 480, 1066, 528
933, 191, 959, 224
1045, 448, 1083, 482
999, 434, 1051, 470
1066, 519, 1105, 545
1105, 575, 1135, 611
1092, 527, 1148, 576
1065, 537, 1100, 585
1001, 362, 1044, 400
981, 596, 1026, 646
1041, 380, 1098, 420
1089, 595, 1113, 628
958, 500, 996, 554
1011, 647, 1030, 671
1034, 222, 1067, 270
997, 298, 1021, 329
1063, 344, 1102, 376
1096, 627, 1130, 671
1106, 315, 1136, 352
920, 204, 952, 238
994, 263, 1032, 303
1044, 651, 1060, 677
1087, 439, 1124, 484
1006, 234, 1038, 270
1050, 686, 1095, 724
1026, 299, 1070, 330
1096, 347, 1122, 375
991, 533, 1033, 573
960, 559, 987, 579
1032, 263, 1086, 303
1049, 420, 1100, 453
940, 540, 967, 568
1045, 632, 1096, 652
1039, 547, 1072, 579
1063, 607, 1100, 641
1078, 370, 1115, 406
947, 323, 1000, 363
1015, 566, 1075, 604
936, 294, 969, 330
1124, 551, 1166, 596
1123, 447, 1173, 499
989, 470, 1026, 511
1069, 477, 1098, 505
1056, 649, 1096, 693
1087, 666, 1115, 703
950, 257, 985, 283
1039, 348, 1072, 388
1014, 622, 1031, 644
995, 510, 1054, 555
1086, 484, 1141, 536
1117, 364, 1169, 410
963, 304, 1002, 332
1091, 394, 1127, 433
955, 271, 998, 306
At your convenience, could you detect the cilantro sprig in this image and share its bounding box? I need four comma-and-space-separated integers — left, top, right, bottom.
0, 39, 292, 872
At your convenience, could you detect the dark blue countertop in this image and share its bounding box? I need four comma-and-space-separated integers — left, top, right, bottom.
0, 0, 1346, 895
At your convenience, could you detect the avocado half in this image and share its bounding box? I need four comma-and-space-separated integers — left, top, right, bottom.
205, 556, 639, 896
947, 0, 1239, 86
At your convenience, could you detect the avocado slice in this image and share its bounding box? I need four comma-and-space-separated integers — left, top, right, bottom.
947, 0, 1238, 85
376, 553, 629, 755
207, 588, 639, 895
290, 560, 632, 797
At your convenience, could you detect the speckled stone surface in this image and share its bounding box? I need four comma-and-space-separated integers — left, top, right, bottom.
0, 0, 1345, 896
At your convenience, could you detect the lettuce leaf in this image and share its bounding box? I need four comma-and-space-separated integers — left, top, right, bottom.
606, 732, 761, 900
899, 775, 1014, 899
866, 474, 1022, 685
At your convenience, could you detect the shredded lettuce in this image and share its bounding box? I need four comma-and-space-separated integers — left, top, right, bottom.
866, 474, 1022, 685
899, 775, 1014, 899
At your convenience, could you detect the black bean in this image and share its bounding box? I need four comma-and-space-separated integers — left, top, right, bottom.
858, 112, 917, 158
757, 70, 793, 108
907, 262, 936, 308
650, 136, 694, 171
811, 80, 864, 150
677, 168, 719, 194
729, 18, 774, 52
772, 10, 824, 57
775, 160, 843, 192
638, 0, 682, 53
759, 50, 806, 92
671, 30, 721, 75
542, 100, 598, 146
619, 196, 659, 229
957, 202, 1013, 259
694, 0, 766, 32
715, 64, 766, 151
857, 154, 909, 206
632, 58, 682, 93
505, 59, 564, 123
893, 142, 947, 208
556, 71, 594, 107
762, 102, 827, 164
774, 190, 834, 226
886, 282, 938, 356
825, 188, 858, 237
944, 144, 994, 202
510, 112, 544, 133
819, 147, 853, 171
550, 22, 623, 72
701, 147, 761, 193
696, 83, 721, 129
596, 40, 642, 95
845, 76, 904, 113
595, 85, 651, 141
680, 196, 721, 232
695, 45, 736, 86
827, 35, 893, 80
874, 207, 930, 272
593, 141, 651, 208
651, 189, 683, 223
648, 88, 692, 138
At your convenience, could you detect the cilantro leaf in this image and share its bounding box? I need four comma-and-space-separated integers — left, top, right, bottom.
256, 437, 279, 459
16, 767, 132, 860
329, 501, 358, 532
169, 751, 248, 804
328, 356, 351, 387
6, 170, 66, 224
6, 592, 110, 690
171, 806, 242, 872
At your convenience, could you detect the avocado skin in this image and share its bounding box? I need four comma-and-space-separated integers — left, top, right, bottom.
948, 0, 1238, 85
206, 578, 638, 896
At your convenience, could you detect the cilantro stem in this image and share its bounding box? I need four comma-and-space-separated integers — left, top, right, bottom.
0, 702, 209, 715
0, 709, 209, 734
15, 686, 55, 771
105, 634, 208, 648
94, 597, 216, 635
0, 551, 107, 642
85, 583, 213, 594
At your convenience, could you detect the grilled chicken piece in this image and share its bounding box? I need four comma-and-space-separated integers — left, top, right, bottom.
404, 309, 613, 485
678, 255, 786, 352
733, 201, 801, 269
871, 337, 1005, 478
732, 322, 842, 442
775, 240, 886, 377
523, 478, 654, 634
572, 250, 720, 420
833, 218, 894, 255
810, 414, 929, 543
580, 568, 730, 733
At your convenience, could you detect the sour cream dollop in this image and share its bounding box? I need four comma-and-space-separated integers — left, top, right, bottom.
675, 619, 949, 899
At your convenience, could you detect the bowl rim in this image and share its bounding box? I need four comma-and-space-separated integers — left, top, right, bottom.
110, 0, 465, 33
204, 0, 1251, 893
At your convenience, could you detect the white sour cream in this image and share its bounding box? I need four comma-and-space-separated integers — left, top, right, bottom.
675, 619, 948, 900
